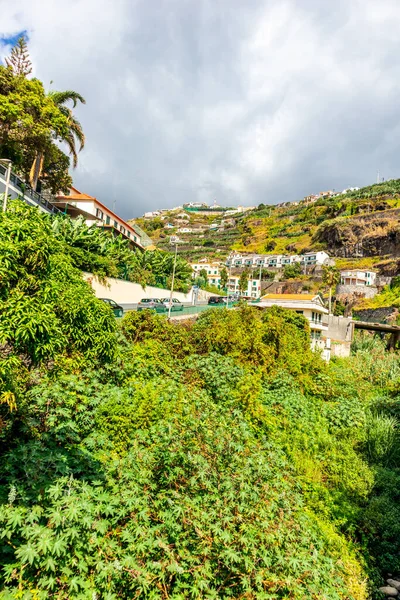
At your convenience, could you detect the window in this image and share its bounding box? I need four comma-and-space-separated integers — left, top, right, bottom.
106, 215, 110, 225
127, 231, 130, 238
296, 310, 303, 314
114, 220, 118, 228
96, 208, 103, 219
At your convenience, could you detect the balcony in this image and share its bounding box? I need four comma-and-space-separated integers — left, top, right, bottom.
0, 164, 62, 215
309, 318, 329, 330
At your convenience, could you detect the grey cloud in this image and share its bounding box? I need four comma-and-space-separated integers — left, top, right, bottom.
2, 0, 400, 219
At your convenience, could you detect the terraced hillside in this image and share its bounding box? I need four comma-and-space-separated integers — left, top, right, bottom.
131, 180, 400, 271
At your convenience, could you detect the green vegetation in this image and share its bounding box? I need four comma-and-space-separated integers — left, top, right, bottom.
50, 211, 193, 292
0, 37, 85, 193
2, 204, 400, 597
357, 277, 400, 310
283, 262, 302, 279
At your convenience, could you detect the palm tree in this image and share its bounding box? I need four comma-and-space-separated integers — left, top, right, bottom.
48, 90, 86, 167
30, 90, 86, 190
322, 265, 340, 314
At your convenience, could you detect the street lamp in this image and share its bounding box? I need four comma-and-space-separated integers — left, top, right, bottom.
0, 159, 12, 212
168, 242, 178, 319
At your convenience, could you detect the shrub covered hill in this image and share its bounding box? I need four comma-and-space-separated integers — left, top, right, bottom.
2, 201, 400, 598
135, 179, 400, 274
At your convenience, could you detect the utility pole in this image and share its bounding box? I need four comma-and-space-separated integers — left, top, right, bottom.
168, 243, 178, 319
226, 267, 230, 310
259, 263, 262, 299
1, 159, 12, 212
377, 170, 380, 184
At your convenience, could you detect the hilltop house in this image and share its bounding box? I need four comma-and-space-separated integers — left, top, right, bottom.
340, 270, 377, 286
55, 187, 143, 249
300, 251, 330, 267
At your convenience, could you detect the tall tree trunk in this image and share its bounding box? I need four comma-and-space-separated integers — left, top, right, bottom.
29, 152, 44, 191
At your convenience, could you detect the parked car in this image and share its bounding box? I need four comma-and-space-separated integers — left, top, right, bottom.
137, 298, 168, 313
99, 298, 124, 318
208, 296, 226, 305
160, 298, 184, 311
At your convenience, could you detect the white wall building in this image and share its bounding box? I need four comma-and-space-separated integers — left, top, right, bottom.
340, 270, 377, 286
300, 251, 330, 266
55, 187, 143, 249
227, 275, 261, 298
252, 293, 330, 358
226, 252, 309, 269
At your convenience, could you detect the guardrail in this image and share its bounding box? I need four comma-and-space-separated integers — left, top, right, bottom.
0, 164, 61, 215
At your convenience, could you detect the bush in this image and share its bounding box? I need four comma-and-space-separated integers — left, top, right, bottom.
283, 262, 302, 279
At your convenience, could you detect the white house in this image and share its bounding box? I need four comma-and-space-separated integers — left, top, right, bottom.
191, 261, 222, 276
55, 187, 143, 249
177, 227, 193, 234
340, 270, 377, 286
227, 275, 261, 299
253, 293, 329, 345
300, 251, 330, 266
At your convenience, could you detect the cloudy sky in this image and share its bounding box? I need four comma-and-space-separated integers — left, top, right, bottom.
1, 0, 400, 219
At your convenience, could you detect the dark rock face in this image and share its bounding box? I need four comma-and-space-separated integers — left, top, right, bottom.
314, 209, 400, 257
353, 306, 398, 324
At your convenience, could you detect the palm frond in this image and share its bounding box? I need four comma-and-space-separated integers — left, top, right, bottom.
49, 90, 86, 108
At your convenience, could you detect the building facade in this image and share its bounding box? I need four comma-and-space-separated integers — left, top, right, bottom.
226, 251, 329, 269
227, 276, 261, 298
253, 294, 329, 340
55, 187, 143, 249
340, 270, 377, 286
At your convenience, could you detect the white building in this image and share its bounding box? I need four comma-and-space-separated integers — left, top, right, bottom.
226, 252, 305, 269
55, 187, 143, 249
177, 227, 193, 234
300, 251, 330, 267
253, 294, 330, 357
340, 270, 377, 286
227, 275, 261, 299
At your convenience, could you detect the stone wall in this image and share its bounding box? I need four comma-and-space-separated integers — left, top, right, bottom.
336, 284, 378, 299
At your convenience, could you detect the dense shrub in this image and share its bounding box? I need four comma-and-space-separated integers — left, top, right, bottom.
2, 210, 400, 596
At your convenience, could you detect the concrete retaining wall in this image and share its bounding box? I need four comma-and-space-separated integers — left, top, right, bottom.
325, 315, 354, 342
83, 273, 194, 304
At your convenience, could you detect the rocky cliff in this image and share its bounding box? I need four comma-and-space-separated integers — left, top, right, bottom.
314, 209, 400, 258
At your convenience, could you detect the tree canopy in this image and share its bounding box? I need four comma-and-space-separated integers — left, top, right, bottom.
0, 37, 85, 193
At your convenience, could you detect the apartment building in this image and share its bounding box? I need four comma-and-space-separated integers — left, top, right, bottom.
226, 251, 328, 269
227, 276, 261, 299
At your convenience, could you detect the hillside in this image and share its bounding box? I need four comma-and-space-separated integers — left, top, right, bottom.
132, 180, 400, 282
